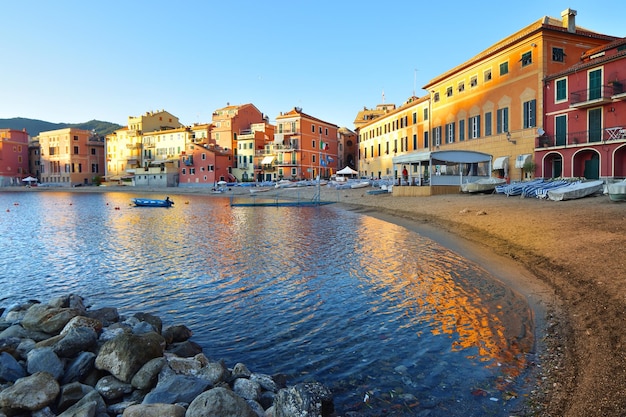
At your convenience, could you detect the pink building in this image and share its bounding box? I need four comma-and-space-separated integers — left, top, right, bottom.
179, 142, 233, 188
0, 129, 30, 186
539, 37, 626, 179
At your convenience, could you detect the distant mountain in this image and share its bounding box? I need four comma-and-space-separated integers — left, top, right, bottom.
0, 117, 122, 137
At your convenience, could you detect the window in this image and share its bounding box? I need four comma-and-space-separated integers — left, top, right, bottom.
445, 122, 455, 143
484, 69, 492, 82
523, 99, 536, 128
73, 146, 79, 154
469, 115, 481, 139
424, 131, 429, 149
556, 78, 567, 102
325, 128, 328, 135
413, 134, 417, 149
433, 126, 441, 146
208, 164, 214, 171
423, 108, 429, 121
412, 112, 417, 124
311, 124, 315, 133
459, 120, 465, 141
446, 86, 453, 97
521, 51, 532, 67
312, 140, 316, 149
589, 69, 602, 100
91, 148, 96, 155
470, 76, 478, 87
319, 126, 322, 134
434, 92, 440, 102
458, 82, 465, 92
552, 47, 565, 62
485, 112, 492, 136
73, 135, 79, 141
555, 115, 567, 146
91, 164, 98, 173
496, 108, 509, 134
201, 153, 206, 160
499, 62, 509, 76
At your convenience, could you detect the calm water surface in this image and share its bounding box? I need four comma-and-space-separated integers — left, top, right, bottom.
0, 191, 535, 416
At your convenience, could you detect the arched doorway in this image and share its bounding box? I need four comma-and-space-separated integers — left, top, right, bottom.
614, 145, 626, 177
573, 149, 600, 179
542, 153, 562, 178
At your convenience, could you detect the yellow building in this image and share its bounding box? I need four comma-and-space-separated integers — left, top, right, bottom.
38, 128, 105, 186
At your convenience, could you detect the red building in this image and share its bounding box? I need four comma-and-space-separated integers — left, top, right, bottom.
0, 129, 30, 186
179, 142, 232, 188
539, 37, 626, 179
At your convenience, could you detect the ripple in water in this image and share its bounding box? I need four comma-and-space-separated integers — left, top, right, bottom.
0, 191, 534, 416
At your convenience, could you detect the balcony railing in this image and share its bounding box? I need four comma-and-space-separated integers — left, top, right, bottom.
536, 127, 626, 148
570, 83, 623, 107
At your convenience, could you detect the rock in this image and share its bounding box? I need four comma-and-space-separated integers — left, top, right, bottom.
130, 357, 166, 390
0, 336, 21, 356
234, 377, 261, 401
0, 351, 26, 382
131, 312, 162, 334
251, 373, 279, 392
122, 403, 186, 417
142, 374, 210, 404
274, 382, 334, 417
186, 387, 258, 417
162, 324, 193, 344
16, 338, 36, 359
166, 340, 203, 358
22, 303, 80, 334
165, 354, 203, 375
57, 382, 95, 412
61, 351, 96, 384
232, 362, 252, 379
56, 390, 107, 417
95, 332, 165, 382
60, 316, 103, 336
95, 375, 133, 401
53, 326, 98, 358
0, 372, 60, 411
86, 307, 119, 327
197, 360, 229, 385
27, 347, 64, 380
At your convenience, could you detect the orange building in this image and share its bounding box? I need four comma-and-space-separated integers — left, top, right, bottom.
273, 107, 339, 180
211, 103, 268, 166
38, 128, 105, 186
0, 128, 30, 186
421, 8, 616, 183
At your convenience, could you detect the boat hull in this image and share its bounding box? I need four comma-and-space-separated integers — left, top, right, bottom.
132, 198, 174, 207
608, 181, 626, 201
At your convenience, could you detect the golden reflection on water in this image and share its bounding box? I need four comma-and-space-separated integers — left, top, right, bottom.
354, 215, 532, 381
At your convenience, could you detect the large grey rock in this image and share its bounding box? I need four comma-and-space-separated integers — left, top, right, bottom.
122, 403, 186, 417
57, 382, 95, 412
22, 303, 80, 334
233, 377, 261, 401
0, 351, 26, 382
166, 340, 203, 357
60, 316, 103, 336
231, 362, 252, 379
95, 332, 165, 382
86, 307, 119, 327
0, 372, 60, 411
142, 374, 210, 404
95, 375, 133, 401
53, 326, 98, 358
61, 351, 96, 384
131, 312, 162, 334
130, 357, 166, 390
27, 347, 64, 379
162, 324, 193, 344
196, 360, 229, 385
186, 387, 257, 417
274, 382, 334, 417
56, 390, 106, 417
250, 373, 279, 392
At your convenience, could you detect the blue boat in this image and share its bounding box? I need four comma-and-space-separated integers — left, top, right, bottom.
132, 197, 174, 207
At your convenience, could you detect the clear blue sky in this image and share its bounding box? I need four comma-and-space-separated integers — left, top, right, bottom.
1, 1, 623, 130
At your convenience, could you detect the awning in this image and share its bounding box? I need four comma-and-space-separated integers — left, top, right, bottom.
493, 156, 509, 170
393, 150, 492, 164
261, 156, 275, 164
515, 154, 532, 169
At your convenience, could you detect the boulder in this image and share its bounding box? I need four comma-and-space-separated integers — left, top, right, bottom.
233, 377, 261, 401
251, 372, 279, 392
95, 375, 133, 401
0, 351, 26, 382
61, 351, 96, 384
162, 324, 193, 344
27, 347, 64, 380
122, 403, 186, 417
130, 357, 166, 390
95, 332, 165, 382
60, 316, 103, 336
53, 326, 98, 358
274, 382, 334, 417
131, 313, 162, 334
0, 372, 60, 411
142, 374, 210, 404
57, 382, 95, 412
22, 303, 80, 334
196, 360, 229, 385
165, 340, 203, 357
86, 307, 119, 327
186, 387, 258, 417
56, 390, 107, 417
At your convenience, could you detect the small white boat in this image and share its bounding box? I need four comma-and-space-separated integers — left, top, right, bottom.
275, 180, 297, 188
249, 187, 271, 194
461, 177, 506, 193
350, 181, 370, 189
547, 180, 604, 201
608, 179, 626, 202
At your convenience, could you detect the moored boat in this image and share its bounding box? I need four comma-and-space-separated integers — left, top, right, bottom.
546, 180, 604, 201
131, 197, 174, 207
461, 177, 506, 193
608, 179, 626, 202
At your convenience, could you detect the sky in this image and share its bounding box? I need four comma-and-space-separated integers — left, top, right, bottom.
1, 1, 623, 130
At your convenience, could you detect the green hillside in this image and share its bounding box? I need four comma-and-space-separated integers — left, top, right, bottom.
0, 117, 122, 137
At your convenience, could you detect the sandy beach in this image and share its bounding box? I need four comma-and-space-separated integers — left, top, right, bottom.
5, 184, 626, 416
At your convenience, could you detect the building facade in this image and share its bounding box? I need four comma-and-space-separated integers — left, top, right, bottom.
0, 129, 30, 186
38, 128, 105, 186
539, 37, 626, 179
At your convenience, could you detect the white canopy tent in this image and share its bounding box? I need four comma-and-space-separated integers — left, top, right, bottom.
336, 166, 358, 176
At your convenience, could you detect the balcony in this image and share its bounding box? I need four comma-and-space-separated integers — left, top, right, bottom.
570, 83, 623, 108
126, 143, 142, 150
536, 127, 626, 148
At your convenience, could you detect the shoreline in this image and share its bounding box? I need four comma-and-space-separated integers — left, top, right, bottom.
4, 184, 626, 416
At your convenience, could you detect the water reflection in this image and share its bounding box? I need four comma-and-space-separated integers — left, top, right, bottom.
0, 191, 534, 416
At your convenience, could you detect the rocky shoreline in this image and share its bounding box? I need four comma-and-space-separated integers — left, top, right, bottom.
0, 294, 334, 417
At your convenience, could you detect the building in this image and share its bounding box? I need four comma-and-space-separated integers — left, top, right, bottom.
38, 128, 105, 186
271, 107, 339, 180
235, 121, 275, 182
539, 37, 626, 179
0, 128, 30, 186
179, 142, 232, 187
106, 110, 182, 182
419, 8, 616, 186
338, 127, 358, 171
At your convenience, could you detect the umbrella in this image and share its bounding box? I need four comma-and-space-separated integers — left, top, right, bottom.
22, 176, 37, 184
217, 180, 227, 185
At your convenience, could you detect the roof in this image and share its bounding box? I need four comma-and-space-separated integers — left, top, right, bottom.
545, 37, 626, 81
276, 107, 338, 128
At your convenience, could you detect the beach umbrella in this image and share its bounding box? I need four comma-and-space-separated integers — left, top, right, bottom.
22, 176, 37, 184
217, 180, 227, 185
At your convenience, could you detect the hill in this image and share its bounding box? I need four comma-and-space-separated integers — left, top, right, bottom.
0, 117, 122, 137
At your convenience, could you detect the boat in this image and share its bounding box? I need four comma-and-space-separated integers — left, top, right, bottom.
249, 187, 271, 194
546, 180, 604, 201
275, 180, 297, 188
350, 181, 370, 189
131, 197, 174, 207
460, 177, 506, 193
608, 179, 626, 202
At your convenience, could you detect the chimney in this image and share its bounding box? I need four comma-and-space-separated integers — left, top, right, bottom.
561, 8, 577, 33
